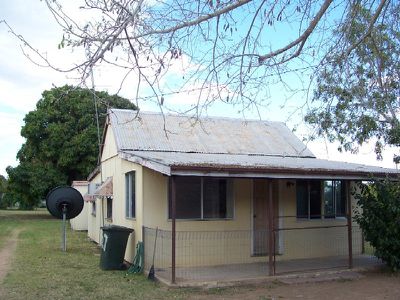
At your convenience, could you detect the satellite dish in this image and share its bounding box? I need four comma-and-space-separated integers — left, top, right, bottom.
46, 186, 84, 251
46, 186, 84, 220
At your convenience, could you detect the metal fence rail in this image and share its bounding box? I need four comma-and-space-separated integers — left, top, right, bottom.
143, 222, 379, 283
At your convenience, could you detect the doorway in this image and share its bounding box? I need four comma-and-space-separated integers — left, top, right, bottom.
252, 179, 279, 256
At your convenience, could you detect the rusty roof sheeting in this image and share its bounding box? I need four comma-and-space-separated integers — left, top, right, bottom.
109, 109, 315, 158
123, 150, 398, 178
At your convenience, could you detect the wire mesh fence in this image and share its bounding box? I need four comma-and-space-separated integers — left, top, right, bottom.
143, 221, 380, 283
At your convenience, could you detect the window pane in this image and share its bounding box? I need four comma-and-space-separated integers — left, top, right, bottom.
296, 180, 309, 218
226, 180, 234, 219
130, 172, 136, 218
107, 197, 113, 219
125, 172, 135, 218
174, 177, 201, 219
125, 174, 129, 217
335, 181, 346, 217
203, 178, 227, 219
309, 180, 321, 219
324, 181, 335, 218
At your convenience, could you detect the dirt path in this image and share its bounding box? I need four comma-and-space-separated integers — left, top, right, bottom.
190, 270, 400, 300
0, 229, 21, 295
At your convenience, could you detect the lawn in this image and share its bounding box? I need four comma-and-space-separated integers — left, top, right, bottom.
1, 210, 399, 300
0, 210, 194, 300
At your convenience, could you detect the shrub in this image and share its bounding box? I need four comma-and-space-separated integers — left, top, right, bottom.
354, 180, 400, 271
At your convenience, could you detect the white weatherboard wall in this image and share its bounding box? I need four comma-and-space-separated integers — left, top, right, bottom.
70, 181, 89, 231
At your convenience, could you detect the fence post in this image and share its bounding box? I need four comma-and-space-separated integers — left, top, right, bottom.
171, 176, 176, 284
142, 226, 145, 269
347, 181, 353, 269
268, 180, 274, 276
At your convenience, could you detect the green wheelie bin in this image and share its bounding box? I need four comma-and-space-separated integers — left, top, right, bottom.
100, 225, 134, 270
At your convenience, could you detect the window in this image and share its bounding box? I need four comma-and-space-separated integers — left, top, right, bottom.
91, 201, 96, 216
296, 180, 346, 219
125, 171, 135, 218
296, 180, 321, 219
324, 180, 346, 218
169, 177, 233, 219
106, 196, 113, 219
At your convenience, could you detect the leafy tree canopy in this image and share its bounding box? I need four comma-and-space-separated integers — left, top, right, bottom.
354, 180, 400, 272
0, 175, 7, 208
5, 85, 136, 209
305, 2, 400, 161
2, 1, 396, 116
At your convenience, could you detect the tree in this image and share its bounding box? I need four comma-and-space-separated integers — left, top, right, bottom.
354, 180, 400, 272
1, 0, 395, 117
5, 163, 67, 209
0, 175, 7, 209
5, 85, 136, 209
305, 2, 400, 161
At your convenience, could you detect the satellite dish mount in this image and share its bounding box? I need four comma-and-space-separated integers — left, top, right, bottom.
46, 187, 84, 252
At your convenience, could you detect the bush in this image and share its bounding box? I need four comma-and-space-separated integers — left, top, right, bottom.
354, 180, 400, 271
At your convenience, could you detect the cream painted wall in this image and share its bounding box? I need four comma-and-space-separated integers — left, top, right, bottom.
142, 168, 254, 231
87, 173, 102, 244
278, 180, 362, 260
92, 123, 362, 268
141, 171, 362, 268
70, 182, 89, 231
88, 125, 144, 262
101, 126, 118, 160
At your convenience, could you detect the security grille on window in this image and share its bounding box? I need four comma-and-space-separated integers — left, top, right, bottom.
296, 180, 346, 219
125, 171, 135, 218
169, 177, 233, 219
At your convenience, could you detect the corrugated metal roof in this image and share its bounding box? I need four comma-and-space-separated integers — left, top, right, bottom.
123, 150, 398, 178
109, 109, 315, 158
108, 109, 398, 179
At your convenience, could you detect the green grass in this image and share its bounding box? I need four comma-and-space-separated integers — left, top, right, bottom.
0, 210, 195, 300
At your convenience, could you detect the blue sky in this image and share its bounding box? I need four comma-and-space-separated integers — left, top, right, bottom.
0, 0, 397, 177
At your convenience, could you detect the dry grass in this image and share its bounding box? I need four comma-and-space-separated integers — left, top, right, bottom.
0, 210, 193, 300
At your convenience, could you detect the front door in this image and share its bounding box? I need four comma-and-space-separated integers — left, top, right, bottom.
252, 179, 269, 255
252, 179, 279, 256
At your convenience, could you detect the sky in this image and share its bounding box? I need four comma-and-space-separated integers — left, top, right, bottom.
0, 0, 398, 177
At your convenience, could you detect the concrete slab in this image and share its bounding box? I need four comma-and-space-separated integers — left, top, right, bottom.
154, 255, 383, 288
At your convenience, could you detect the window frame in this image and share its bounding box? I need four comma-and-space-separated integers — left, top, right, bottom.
324, 180, 346, 219
91, 201, 96, 216
296, 179, 347, 220
106, 196, 113, 220
125, 171, 136, 219
168, 176, 234, 220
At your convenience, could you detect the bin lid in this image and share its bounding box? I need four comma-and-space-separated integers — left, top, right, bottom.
101, 225, 134, 233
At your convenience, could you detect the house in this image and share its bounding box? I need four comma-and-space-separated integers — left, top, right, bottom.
69, 181, 89, 231
86, 108, 398, 284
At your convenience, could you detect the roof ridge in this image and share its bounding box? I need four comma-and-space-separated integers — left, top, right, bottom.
109, 108, 284, 124
122, 149, 315, 159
